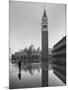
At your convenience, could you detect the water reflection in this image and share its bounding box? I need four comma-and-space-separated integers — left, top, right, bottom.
18, 72, 21, 80
21, 62, 41, 75
9, 59, 41, 89
42, 60, 48, 87
18, 60, 21, 80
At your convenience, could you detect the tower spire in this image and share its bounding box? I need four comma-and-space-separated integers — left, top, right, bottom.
43, 3, 47, 17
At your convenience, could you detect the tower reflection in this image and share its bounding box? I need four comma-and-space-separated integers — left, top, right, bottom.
42, 60, 48, 87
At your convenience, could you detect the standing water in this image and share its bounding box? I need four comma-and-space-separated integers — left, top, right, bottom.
9, 60, 41, 89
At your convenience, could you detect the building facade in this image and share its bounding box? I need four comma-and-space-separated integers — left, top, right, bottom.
52, 36, 66, 84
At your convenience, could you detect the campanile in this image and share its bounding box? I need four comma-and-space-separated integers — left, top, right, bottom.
41, 6, 48, 87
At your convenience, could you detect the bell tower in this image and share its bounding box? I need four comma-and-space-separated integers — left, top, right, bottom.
41, 5, 48, 87
41, 6, 48, 60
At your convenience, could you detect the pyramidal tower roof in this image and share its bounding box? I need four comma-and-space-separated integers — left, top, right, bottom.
43, 4, 47, 17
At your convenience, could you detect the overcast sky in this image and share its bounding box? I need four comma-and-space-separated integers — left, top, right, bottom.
9, 1, 66, 53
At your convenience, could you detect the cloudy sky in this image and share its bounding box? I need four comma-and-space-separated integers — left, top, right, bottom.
9, 1, 66, 53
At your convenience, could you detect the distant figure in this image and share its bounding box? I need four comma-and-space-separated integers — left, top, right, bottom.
18, 60, 21, 80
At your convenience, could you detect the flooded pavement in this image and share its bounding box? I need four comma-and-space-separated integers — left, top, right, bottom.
48, 70, 65, 86
9, 62, 41, 89
9, 60, 65, 89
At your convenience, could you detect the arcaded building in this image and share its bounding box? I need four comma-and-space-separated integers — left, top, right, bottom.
52, 36, 66, 84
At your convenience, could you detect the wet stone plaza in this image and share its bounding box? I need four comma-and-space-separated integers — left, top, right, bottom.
9, 61, 41, 89
9, 59, 65, 89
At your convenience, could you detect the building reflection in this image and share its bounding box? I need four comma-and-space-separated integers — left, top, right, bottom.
21, 62, 41, 75
15, 59, 41, 80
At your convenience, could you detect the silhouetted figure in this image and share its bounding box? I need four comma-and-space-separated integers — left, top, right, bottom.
18, 72, 21, 80
18, 60, 21, 80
